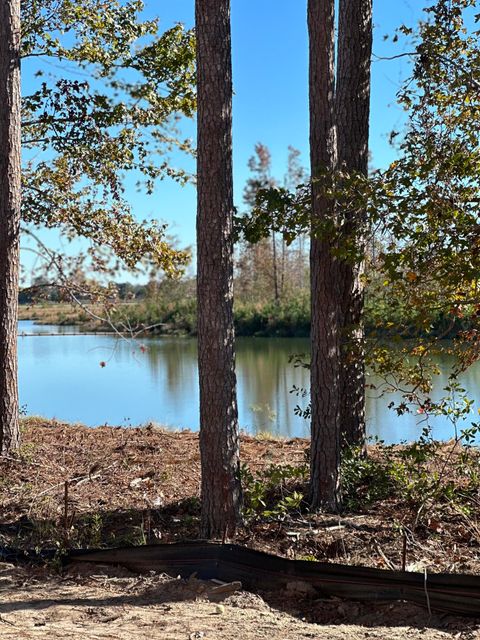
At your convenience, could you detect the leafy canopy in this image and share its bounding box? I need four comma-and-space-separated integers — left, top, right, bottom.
21, 0, 196, 279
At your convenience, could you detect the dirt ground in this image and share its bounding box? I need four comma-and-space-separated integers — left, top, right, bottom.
1, 561, 480, 639
2, 420, 480, 637
2, 419, 480, 574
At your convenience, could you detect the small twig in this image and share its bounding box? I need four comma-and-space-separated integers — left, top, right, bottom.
63, 480, 69, 531
0, 454, 42, 467
424, 569, 432, 618
374, 542, 396, 570
33, 476, 85, 499
30, 461, 118, 500
372, 51, 417, 62
401, 529, 407, 572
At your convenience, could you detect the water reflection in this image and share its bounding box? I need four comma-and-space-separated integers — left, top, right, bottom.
17, 321, 480, 443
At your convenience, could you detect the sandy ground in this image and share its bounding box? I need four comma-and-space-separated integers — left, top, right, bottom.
1, 562, 479, 640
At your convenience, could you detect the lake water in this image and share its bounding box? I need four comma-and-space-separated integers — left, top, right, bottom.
18, 320, 480, 443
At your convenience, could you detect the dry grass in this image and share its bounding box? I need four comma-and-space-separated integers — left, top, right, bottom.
18, 302, 139, 329
1, 418, 480, 576
0, 419, 306, 551
2, 420, 480, 637
18, 303, 102, 326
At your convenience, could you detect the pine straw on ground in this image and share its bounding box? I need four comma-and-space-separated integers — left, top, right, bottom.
3, 419, 480, 637
1, 417, 480, 577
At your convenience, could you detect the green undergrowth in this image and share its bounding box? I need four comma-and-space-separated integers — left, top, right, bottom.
241, 435, 480, 528
108, 294, 466, 338
21, 288, 468, 338
240, 462, 308, 520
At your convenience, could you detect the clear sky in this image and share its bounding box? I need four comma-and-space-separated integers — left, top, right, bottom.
22, 0, 428, 277
132, 0, 426, 254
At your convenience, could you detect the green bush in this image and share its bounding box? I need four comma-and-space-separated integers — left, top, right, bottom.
240, 462, 308, 520
341, 444, 397, 510
101, 278, 470, 338
235, 295, 310, 337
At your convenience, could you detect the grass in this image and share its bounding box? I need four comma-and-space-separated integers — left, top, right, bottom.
20, 292, 463, 339
18, 302, 104, 327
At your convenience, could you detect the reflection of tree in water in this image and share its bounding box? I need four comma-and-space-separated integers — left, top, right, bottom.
141, 339, 197, 389
236, 338, 310, 437
113, 336, 480, 442
143, 339, 198, 418
136, 337, 311, 436
23, 328, 480, 441
112, 338, 199, 428
112, 337, 480, 442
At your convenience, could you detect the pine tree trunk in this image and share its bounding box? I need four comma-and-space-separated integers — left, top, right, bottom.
336, 0, 372, 449
0, 0, 21, 455
196, 0, 242, 539
308, 0, 342, 511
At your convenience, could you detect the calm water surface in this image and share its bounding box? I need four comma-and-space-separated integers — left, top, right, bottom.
18, 320, 480, 443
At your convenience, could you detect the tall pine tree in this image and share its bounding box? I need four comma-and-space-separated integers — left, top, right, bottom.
196, 0, 242, 538
0, 0, 21, 455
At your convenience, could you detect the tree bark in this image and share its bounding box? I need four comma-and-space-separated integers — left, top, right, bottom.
0, 0, 21, 455
336, 0, 373, 449
196, 0, 242, 538
308, 0, 342, 511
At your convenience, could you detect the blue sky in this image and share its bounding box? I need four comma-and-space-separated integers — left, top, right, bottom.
137, 0, 425, 253
22, 0, 427, 278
